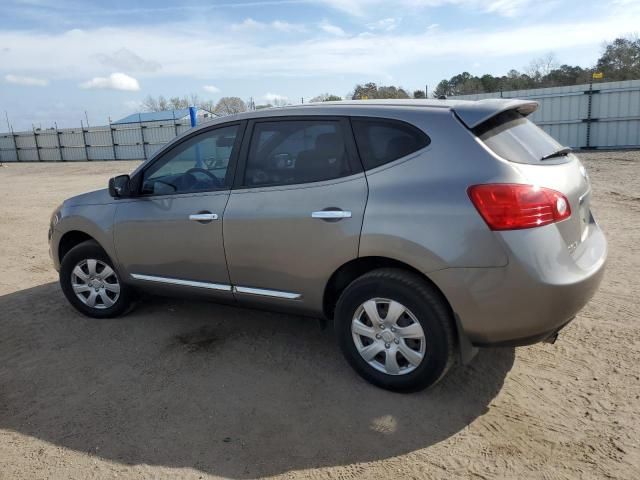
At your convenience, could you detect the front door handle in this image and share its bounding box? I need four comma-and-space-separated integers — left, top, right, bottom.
311, 210, 352, 219
189, 212, 218, 222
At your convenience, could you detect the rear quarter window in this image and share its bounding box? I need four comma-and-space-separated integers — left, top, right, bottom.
351, 118, 430, 170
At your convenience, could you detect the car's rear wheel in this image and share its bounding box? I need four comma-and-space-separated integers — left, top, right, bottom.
335, 268, 455, 392
59, 240, 133, 318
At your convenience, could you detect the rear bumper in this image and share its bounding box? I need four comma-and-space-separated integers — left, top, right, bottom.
430, 217, 607, 346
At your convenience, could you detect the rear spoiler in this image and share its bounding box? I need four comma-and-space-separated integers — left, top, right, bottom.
451, 99, 539, 129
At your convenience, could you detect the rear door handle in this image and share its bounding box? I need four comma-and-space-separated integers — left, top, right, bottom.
189, 213, 218, 222
311, 210, 352, 219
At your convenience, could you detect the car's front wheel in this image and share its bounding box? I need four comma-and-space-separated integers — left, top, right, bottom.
59, 240, 133, 318
335, 268, 455, 392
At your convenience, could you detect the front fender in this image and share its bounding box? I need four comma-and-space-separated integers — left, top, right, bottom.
52, 203, 118, 270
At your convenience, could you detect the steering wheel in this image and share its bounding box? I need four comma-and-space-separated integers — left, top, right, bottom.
185, 168, 222, 188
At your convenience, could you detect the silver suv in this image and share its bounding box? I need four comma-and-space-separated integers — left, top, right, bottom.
49, 99, 607, 392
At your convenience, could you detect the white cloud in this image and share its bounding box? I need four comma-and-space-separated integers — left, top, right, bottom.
1, 12, 638, 83
367, 17, 400, 32
271, 20, 307, 33
4, 73, 49, 86
315, 0, 541, 17
264, 92, 288, 105
231, 18, 306, 33
203, 84, 220, 93
79, 72, 140, 91
483, 0, 535, 17
94, 48, 161, 73
231, 18, 262, 31
319, 21, 347, 37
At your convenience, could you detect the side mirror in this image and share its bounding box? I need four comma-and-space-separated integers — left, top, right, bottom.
108, 174, 131, 198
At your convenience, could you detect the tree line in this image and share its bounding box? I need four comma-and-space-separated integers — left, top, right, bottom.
432, 36, 640, 97
140, 35, 640, 116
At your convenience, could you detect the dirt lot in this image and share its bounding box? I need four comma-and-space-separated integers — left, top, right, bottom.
0, 151, 639, 479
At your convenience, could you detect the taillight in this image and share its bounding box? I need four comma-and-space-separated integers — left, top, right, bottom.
468, 184, 571, 231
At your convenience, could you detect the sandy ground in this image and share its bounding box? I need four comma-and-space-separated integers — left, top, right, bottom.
0, 152, 638, 480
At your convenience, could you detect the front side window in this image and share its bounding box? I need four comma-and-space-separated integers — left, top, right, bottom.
351, 118, 430, 170
244, 120, 352, 187
142, 125, 238, 195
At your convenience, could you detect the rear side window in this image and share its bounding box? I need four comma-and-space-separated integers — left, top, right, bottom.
351, 118, 430, 170
474, 110, 566, 164
244, 120, 352, 187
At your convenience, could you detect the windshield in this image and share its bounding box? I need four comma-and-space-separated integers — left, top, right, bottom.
474, 110, 568, 164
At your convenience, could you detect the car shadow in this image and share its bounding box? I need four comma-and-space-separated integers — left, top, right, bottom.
0, 282, 515, 478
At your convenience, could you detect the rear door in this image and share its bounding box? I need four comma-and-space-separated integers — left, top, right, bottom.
223, 116, 367, 313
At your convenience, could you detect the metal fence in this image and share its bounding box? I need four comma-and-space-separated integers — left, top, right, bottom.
2, 79, 639, 162
0, 119, 194, 162
450, 79, 640, 149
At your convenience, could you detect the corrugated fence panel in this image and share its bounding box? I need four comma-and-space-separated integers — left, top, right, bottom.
36, 132, 59, 148
86, 129, 112, 147
59, 131, 84, 147
144, 125, 178, 144
113, 127, 143, 147
15, 134, 36, 149
115, 144, 145, 160
592, 120, 640, 148
62, 146, 88, 161
0, 135, 14, 150
87, 146, 115, 160
146, 144, 165, 157
451, 79, 640, 149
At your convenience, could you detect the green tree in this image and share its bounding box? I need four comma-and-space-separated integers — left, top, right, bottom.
413, 89, 426, 99
596, 36, 640, 81
351, 83, 410, 100
310, 93, 342, 102
214, 97, 247, 116
432, 79, 451, 98
351, 82, 379, 100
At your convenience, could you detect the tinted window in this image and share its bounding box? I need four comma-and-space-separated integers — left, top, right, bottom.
244, 120, 351, 187
142, 125, 238, 195
352, 118, 430, 170
474, 110, 567, 164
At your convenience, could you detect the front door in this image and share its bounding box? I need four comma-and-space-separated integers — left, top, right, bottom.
114, 123, 243, 297
223, 117, 368, 313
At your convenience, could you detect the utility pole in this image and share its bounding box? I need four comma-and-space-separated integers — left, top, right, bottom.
84, 111, 90, 128
301, 97, 304, 104
425, 84, 428, 98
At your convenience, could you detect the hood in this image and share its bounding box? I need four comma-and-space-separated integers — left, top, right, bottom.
64, 188, 114, 207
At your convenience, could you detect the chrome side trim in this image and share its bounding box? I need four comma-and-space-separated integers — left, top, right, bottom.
233, 286, 301, 300
130, 274, 232, 291
189, 213, 218, 221
311, 210, 352, 219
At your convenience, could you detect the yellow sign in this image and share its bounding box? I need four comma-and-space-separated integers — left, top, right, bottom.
592, 72, 604, 79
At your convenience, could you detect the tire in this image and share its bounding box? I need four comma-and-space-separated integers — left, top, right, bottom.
59, 240, 133, 318
335, 268, 455, 393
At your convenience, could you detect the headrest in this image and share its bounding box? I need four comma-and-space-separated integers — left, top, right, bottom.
315, 133, 339, 151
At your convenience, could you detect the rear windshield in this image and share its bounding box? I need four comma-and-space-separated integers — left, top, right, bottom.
474, 110, 567, 164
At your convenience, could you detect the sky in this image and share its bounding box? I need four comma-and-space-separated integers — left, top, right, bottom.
1, 0, 639, 131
